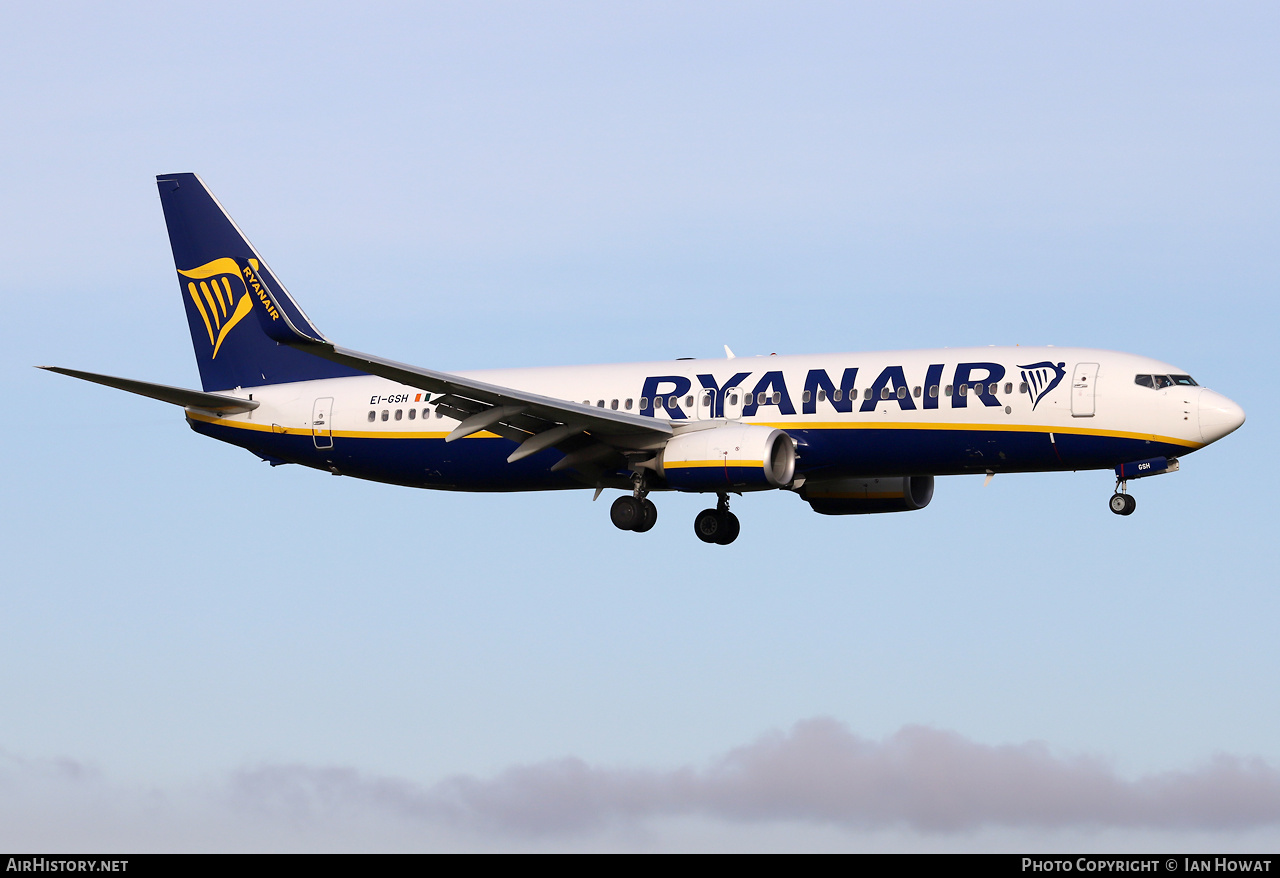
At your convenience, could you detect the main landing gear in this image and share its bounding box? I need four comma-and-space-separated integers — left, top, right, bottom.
611, 494, 658, 532
694, 494, 740, 545
611, 473, 657, 533
1109, 480, 1137, 516
610, 476, 741, 544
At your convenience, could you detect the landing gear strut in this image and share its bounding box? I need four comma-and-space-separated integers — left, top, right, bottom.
611, 474, 658, 533
1109, 480, 1136, 516
694, 494, 740, 545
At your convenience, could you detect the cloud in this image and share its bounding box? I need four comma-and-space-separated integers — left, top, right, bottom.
225, 719, 1280, 835
5, 720, 1279, 849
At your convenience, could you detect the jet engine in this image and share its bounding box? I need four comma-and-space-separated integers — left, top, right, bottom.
798, 475, 934, 515
657, 424, 796, 491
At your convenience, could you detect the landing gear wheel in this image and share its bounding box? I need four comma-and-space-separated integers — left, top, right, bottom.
611, 495, 643, 530
634, 498, 658, 533
1109, 493, 1136, 516
716, 511, 740, 545
694, 508, 724, 543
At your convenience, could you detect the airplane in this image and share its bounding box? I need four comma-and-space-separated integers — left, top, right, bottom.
41, 173, 1246, 544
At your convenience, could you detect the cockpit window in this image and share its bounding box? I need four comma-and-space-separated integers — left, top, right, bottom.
1153, 375, 1174, 389
1171, 374, 1198, 386
1135, 375, 1154, 388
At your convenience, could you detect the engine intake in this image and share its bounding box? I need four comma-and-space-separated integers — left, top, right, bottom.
658, 424, 796, 491
799, 475, 934, 515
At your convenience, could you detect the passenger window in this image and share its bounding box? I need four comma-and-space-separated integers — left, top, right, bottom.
395, 409, 403, 420
597, 400, 605, 408
423, 408, 430, 419
1154, 375, 1173, 389
864, 388, 873, 400
1135, 375, 1154, 388
668, 396, 678, 409
381, 410, 389, 421
625, 399, 633, 410
945, 385, 954, 396
408, 408, 416, 420
833, 389, 842, 402
640, 398, 648, 409
772, 392, 781, 405
817, 389, 826, 402
436, 408, 444, 419
897, 386, 907, 399
728, 393, 738, 405
1004, 382, 1012, 394
802, 390, 811, 404
913, 386, 921, 398
880, 387, 889, 399
686, 395, 694, 408
654, 397, 663, 409
974, 383, 984, 395
757, 392, 766, 404
611, 399, 619, 410
1019, 382, 1029, 393
929, 386, 938, 398
367, 411, 376, 422
959, 384, 968, 396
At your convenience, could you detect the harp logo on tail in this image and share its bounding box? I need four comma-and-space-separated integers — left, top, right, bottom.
177, 258, 262, 358
1019, 361, 1067, 410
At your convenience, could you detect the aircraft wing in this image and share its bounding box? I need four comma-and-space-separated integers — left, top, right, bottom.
243, 261, 672, 465
313, 343, 672, 452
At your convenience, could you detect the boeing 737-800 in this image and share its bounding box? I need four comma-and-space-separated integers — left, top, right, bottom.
41, 173, 1246, 543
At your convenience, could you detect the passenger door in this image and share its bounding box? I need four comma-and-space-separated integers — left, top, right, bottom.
1071, 363, 1098, 417
312, 397, 334, 448
696, 388, 715, 420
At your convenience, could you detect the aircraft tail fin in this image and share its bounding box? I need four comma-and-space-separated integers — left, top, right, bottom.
155, 173, 364, 391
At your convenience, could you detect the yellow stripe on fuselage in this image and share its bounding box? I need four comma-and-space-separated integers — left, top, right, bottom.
186, 410, 1202, 449
755, 420, 1203, 449
186, 410, 475, 439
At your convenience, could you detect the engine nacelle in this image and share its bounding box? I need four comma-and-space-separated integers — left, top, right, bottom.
798, 475, 934, 515
657, 424, 796, 491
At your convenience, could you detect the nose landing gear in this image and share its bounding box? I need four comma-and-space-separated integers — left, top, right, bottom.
1109, 480, 1137, 516
694, 493, 740, 544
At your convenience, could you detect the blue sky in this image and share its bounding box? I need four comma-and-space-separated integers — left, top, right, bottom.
1, 2, 1278, 851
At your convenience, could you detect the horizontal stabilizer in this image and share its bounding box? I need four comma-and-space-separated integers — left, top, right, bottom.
37, 367, 259, 414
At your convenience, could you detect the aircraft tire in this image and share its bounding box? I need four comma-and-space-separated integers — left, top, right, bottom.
633, 498, 658, 533
694, 508, 723, 543
611, 495, 643, 530
715, 512, 740, 545
1109, 493, 1137, 516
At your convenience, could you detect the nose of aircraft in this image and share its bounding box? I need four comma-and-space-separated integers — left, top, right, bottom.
1198, 389, 1246, 444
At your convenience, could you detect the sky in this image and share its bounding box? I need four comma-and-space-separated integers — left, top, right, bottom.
1, 1, 1278, 852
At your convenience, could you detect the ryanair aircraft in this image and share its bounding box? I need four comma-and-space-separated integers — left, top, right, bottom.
42, 174, 1245, 543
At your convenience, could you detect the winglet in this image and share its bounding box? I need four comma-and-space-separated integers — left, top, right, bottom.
724, 345, 736, 359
